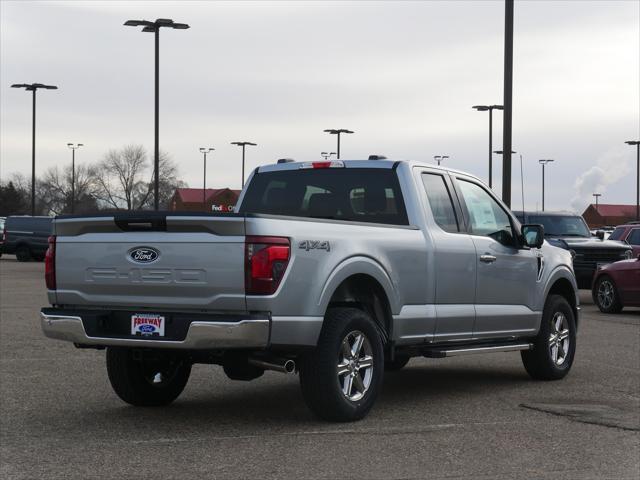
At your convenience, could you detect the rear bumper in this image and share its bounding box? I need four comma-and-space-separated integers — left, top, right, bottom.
40, 310, 270, 350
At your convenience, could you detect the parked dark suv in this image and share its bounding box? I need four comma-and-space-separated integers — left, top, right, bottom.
514, 211, 632, 289
1, 216, 53, 261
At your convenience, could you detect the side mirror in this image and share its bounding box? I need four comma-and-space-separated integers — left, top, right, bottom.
522, 224, 544, 249
596, 230, 605, 240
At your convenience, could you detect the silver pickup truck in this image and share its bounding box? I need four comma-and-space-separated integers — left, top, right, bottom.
41, 159, 579, 421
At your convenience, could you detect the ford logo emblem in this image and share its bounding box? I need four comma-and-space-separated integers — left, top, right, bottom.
129, 247, 159, 264
139, 325, 155, 333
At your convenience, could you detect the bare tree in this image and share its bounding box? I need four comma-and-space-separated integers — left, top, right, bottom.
9, 173, 48, 215
39, 163, 99, 215
94, 144, 183, 211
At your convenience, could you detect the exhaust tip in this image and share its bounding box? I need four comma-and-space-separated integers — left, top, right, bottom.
283, 359, 296, 374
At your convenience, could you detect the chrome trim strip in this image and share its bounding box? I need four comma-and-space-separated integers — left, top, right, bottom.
40, 313, 270, 349
440, 343, 532, 357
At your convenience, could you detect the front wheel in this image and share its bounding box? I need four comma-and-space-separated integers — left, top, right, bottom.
299, 308, 384, 422
106, 348, 191, 406
521, 294, 576, 380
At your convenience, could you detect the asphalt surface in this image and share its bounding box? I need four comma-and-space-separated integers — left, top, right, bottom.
1, 256, 638, 480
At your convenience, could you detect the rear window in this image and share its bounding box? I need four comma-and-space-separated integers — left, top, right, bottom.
239, 168, 409, 225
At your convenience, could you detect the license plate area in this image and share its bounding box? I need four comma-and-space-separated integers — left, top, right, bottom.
131, 313, 165, 337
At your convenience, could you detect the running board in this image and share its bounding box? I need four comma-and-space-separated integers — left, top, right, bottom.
422, 343, 533, 358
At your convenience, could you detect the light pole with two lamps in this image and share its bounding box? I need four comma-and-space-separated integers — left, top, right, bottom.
472, 104, 503, 188
199, 147, 214, 209
124, 18, 190, 210
11, 83, 58, 215
323, 129, 353, 159
67, 143, 83, 214
538, 159, 554, 212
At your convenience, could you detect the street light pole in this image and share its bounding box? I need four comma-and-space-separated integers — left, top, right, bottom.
231, 141, 257, 188
124, 18, 190, 210
67, 143, 84, 214
502, 0, 514, 207
625, 141, 640, 220
472, 104, 503, 188
323, 129, 354, 159
11, 83, 58, 216
592, 193, 601, 213
539, 159, 554, 211
199, 147, 214, 210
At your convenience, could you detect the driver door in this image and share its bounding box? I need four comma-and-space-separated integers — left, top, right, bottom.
453, 176, 540, 339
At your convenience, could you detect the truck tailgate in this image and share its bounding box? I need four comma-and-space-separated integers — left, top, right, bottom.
52, 214, 246, 311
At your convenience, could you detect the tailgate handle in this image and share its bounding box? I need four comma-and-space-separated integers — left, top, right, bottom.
114, 215, 167, 232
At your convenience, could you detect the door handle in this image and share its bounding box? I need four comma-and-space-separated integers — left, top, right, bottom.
480, 254, 497, 263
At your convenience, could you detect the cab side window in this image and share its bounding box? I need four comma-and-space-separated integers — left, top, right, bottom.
421, 173, 459, 233
457, 179, 515, 246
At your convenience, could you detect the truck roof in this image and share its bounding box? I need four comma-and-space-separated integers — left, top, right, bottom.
257, 159, 483, 183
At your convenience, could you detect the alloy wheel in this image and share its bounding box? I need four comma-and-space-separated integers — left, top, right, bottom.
548, 312, 570, 366
337, 330, 374, 401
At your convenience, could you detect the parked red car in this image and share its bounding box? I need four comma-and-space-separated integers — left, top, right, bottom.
592, 256, 640, 313
608, 222, 640, 257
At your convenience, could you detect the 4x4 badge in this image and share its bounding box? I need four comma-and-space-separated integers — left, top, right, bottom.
299, 240, 330, 252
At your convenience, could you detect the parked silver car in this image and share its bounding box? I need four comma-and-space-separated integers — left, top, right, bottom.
41, 159, 579, 421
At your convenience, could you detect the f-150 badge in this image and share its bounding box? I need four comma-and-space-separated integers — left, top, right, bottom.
299, 240, 330, 252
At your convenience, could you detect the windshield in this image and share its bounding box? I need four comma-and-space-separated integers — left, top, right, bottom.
528, 214, 591, 237
607, 227, 625, 241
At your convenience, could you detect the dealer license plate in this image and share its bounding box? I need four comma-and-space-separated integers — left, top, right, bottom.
131, 313, 165, 337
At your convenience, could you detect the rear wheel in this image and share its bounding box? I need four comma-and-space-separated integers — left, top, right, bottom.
15, 246, 31, 262
521, 294, 576, 380
299, 308, 384, 422
593, 275, 623, 313
106, 348, 191, 406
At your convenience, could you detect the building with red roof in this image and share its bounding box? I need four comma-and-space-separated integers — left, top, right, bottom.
582, 203, 638, 228
169, 188, 241, 213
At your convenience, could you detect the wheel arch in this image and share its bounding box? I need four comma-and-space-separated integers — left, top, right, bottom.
321, 261, 397, 344
546, 275, 579, 327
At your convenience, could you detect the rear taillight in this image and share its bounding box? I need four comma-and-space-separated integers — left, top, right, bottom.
245, 236, 290, 295
45, 235, 56, 290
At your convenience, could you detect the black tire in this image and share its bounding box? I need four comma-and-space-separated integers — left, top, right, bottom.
299, 308, 384, 422
592, 275, 623, 313
521, 294, 576, 380
15, 246, 31, 262
385, 354, 410, 371
106, 348, 191, 406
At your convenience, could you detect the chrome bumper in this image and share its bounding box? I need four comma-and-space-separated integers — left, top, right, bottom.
40, 312, 270, 350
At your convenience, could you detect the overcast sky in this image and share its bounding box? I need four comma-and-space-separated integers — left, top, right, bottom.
1, 0, 638, 211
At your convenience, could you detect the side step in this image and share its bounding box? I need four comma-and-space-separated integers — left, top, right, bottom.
422, 342, 533, 358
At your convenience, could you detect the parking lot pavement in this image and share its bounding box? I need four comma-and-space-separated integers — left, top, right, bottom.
0, 256, 638, 480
